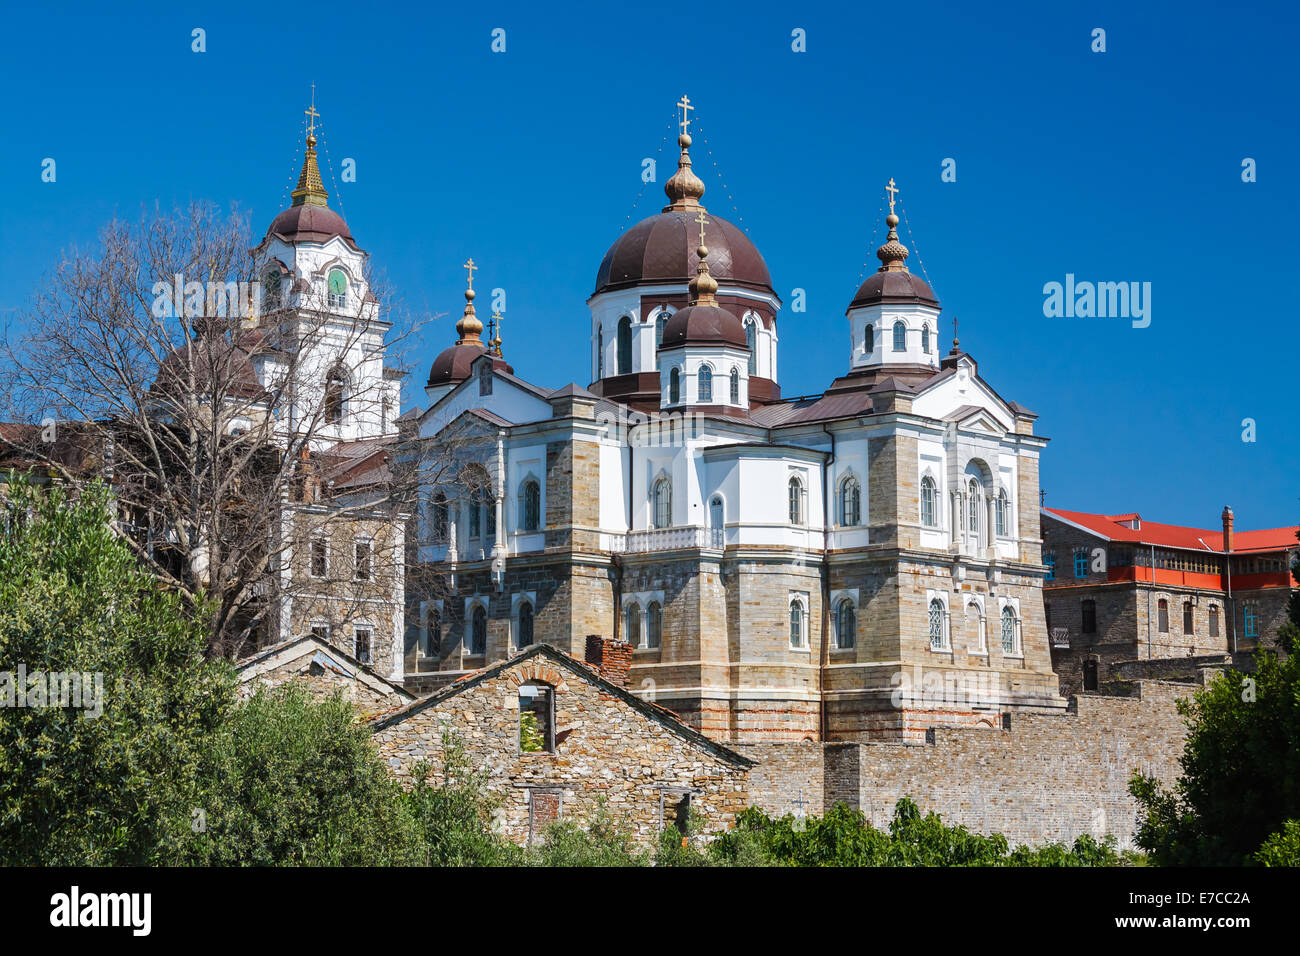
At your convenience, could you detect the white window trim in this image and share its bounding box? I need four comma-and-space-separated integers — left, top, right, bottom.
926, 589, 951, 652
353, 622, 375, 662
309, 534, 330, 579
997, 595, 1023, 658
512, 591, 538, 648
831, 590, 858, 650
965, 595, 988, 655
789, 591, 811, 651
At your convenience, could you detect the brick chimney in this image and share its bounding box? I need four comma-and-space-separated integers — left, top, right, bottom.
1221, 506, 1234, 553
584, 635, 632, 688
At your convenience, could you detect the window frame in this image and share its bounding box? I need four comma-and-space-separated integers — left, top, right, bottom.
353, 537, 372, 582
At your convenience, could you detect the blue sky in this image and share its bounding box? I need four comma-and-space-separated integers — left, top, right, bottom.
2, 0, 1297, 530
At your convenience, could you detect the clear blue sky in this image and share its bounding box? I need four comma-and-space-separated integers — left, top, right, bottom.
2, 0, 1296, 530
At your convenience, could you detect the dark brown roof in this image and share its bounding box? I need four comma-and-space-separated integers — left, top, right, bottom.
426, 344, 514, 387
848, 269, 939, 310
265, 204, 357, 249
594, 211, 772, 297
660, 302, 748, 350
152, 327, 266, 399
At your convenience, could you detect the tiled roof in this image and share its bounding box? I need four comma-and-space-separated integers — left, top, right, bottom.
1045, 508, 1300, 554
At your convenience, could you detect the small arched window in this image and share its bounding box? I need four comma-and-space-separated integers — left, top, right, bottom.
840, 476, 861, 527
669, 367, 680, 404
471, 605, 487, 655
263, 268, 282, 310
1157, 598, 1169, 633
698, 366, 713, 403
1000, 606, 1018, 654
864, 323, 874, 354
425, 607, 441, 656
654, 311, 668, 368
596, 326, 604, 377
789, 600, 805, 648
921, 476, 937, 527
893, 321, 907, 351
327, 269, 348, 308
519, 479, 540, 532
995, 489, 1009, 536
617, 315, 632, 375
625, 604, 641, 648
921, 324, 931, 354
929, 598, 947, 650
788, 476, 804, 525
653, 477, 672, 529
324, 367, 346, 425
518, 601, 534, 647
647, 602, 663, 649
745, 318, 757, 374
967, 478, 981, 533
432, 491, 448, 542
836, 599, 856, 649
729, 367, 740, 404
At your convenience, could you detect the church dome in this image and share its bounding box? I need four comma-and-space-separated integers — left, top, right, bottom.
847, 209, 939, 310
265, 204, 355, 248
594, 210, 771, 297
660, 303, 748, 350
427, 265, 514, 387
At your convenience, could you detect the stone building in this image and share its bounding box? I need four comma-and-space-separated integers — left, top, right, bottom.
370, 639, 752, 844
1042, 506, 1298, 696
236, 632, 413, 715
400, 100, 1064, 743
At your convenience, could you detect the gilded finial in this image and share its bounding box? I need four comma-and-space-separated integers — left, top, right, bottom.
663, 94, 706, 212
951, 315, 960, 353
290, 85, 329, 208
490, 311, 504, 356
875, 177, 909, 272
455, 258, 483, 344
688, 210, 719, 304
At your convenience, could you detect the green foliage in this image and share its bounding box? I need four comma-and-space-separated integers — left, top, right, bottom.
1254, 819, 1300, 867
0, 478, 235, 865
518, 709, 545, 753
182, 683, 422, 866
530, 800, 646, 867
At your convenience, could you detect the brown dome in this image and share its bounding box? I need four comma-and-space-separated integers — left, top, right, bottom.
265, 204, 356, 248
594, 211, 771, 297
427, 344, 514, 388
660, 303, 748, 351
848, 270, 940, 310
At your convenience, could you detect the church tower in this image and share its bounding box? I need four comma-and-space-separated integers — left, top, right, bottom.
588, 97, 782, 410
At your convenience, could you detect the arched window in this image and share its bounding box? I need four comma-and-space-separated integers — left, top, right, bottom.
840, 475, 861, 527
929, 598, 947, 650
625, 604, 641, 648
478, 359, 492, 395
617, 315, 632, 375
653, 477, 672, 529
697, 366, 713, 403
921, 324, 931, 354
518, 601, 534, 647
729, 367, 740, 404
471, 605, 487, 655
324, 367, 346, 425
425, 607, 441, 656
654, 311, 668, 368
327, 269, 347, 308
263, 268, 282, 310
995, 489, 1009, 536
669, 367, 680, 404
893, 321, 907, 351
1000, 606, 1018, 654
469, 492, 482, 539
864, 323, 874, 354
789, 600, 805, 648
967, 478, 981, 534
647, 602, 663, 649
1183, 601, 1194, 634
1082, 599, 1097, 634
745, 318, 757, 374
788, 476, 804, 525
921, 476, 937, 527
836, 599, 856, 649
519, 479, 540, 532
432, 491, 448, 543
709, 495, 723, 530
483, 487, 496, 538
1209, 605, 1220, 637
596, 326, 603, 377
1157, 599, 1169, 633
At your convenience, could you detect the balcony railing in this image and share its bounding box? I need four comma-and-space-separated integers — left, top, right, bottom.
610, 526, 725, 554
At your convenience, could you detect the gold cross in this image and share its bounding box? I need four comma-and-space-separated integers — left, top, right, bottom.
463, 257, 477, 289
676, 94, 694, 136
304, 83, 320, 137
886, 177, 899, 215
694, 210, 709, 246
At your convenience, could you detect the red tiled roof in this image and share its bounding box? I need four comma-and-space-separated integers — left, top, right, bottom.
1045, 508, 1299, 554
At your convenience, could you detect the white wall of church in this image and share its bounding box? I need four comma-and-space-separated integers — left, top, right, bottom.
848, 302, 942, 370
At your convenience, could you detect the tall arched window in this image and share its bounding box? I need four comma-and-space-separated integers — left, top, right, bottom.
484, 487, 496, 538
625, 604, 641, 648
840, 476, 861, 526
929, 598, 947, 650
653, 477, 672, 529
669, 367, 680, 404
327, 269, 347, 308
745, 318, 757, 374
1000, 606, 1017, 654
324, 367, 346, 425
518, 601, 534, 647
920, 476, 937, 527
469, 491, 482, 539
647, 602, 663, 649
893, 321, 907, 351
596, 326, 603, 377
432, 491, 448, 542
921, 324, 931, 354
788, 477, 804, 525
836, 599, 856, 649
471, 605, 487, 655
729, 367, 740, 404
995, 489, 1009, 536
654, 310, 668, 368
519, 479, 540, 532
789, 600, 805, 648
617, 315, 632, 375
425, 607, 441, 656
967, 478, 981, 534
1157, 598, 1169, 633
864, 323, 874, 354
263, 268, 282, 310
697, 366, 713, 403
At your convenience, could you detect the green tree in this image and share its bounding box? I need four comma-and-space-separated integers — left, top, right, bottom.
0, 477, 234, 865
